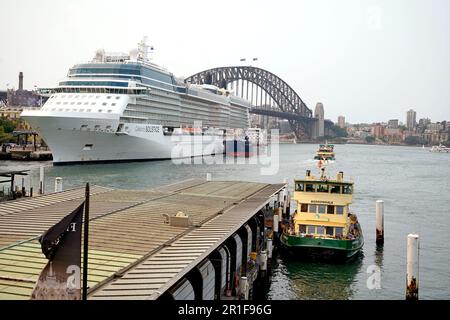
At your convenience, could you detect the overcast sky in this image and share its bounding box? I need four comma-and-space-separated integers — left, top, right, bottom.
1, 0, 449, 123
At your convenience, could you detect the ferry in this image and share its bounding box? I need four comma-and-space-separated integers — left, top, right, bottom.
430, 144, 450, 153
314, 143, 335, 161
21, 38, 250, 164
280, 168, 364, 260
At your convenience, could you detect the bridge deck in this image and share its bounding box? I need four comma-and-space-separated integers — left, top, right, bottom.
0, 179, 284, 300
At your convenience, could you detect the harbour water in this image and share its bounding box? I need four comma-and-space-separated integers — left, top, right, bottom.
1, 143, 449, 299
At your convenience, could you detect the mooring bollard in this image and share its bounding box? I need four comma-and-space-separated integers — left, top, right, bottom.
54, 177, 63, 192
206, 173, 212, 181
376, 200, 384, 245
267, 239, 273, 260
406, 234, 419, 300
39, 166, 45, 194
259, 250, 268, 272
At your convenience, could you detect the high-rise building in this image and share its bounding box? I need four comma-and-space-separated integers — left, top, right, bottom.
406, 109, 416, 131
338, 116, 345, 129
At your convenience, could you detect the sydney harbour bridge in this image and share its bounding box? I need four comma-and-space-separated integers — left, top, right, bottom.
185, 66, 334, 140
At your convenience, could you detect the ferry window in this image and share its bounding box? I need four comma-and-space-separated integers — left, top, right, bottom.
91, 102, 96, 105
98, 109, 103, 113
308, 204, 317, 213
326, 227, 334, 236
343, 185, 353, 194
307, 225, 316, 234
317, 184, 328, 193
63, 102, 68, 105
107, 110, 112, 113
318, 205, 326, 214
111, 103, 116, 106
116, 96, 120, 99
56, 102, 61, 105
58, 108, 63, 111
107, 96, 111, 99
84, 102, 88, 105
51, 108, 56, 111
102, 102, 107, 106
75, 95, 79, 99
330, 185, 341, 194
305, 184, 315, 192
316, 226, 324, 235
299, 225, 306, 234
96, 96, 100, 99
327, 205, 335, 214
295, 183, 305, 191
70, 102, 75, 105
335, 227, 344, 237
300, 204, 308, 212
72, 109, 77, 112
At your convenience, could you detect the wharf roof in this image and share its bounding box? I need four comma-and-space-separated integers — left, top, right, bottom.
0, 179, 284, 300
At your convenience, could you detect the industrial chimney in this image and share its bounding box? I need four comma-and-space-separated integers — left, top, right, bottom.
19, 72, 23, 91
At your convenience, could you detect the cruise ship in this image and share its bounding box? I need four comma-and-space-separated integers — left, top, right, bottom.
21, 39, 250, 164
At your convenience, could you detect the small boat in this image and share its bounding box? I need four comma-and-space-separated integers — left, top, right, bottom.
280, 168, 364, 260
430, 144, 450, 153
314, 143, 335, 160
224, 136, 254, 157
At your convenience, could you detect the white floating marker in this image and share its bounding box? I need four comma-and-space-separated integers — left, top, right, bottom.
54, 177, 63, 193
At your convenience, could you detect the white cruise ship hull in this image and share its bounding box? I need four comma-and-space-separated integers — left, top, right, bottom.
21, 111, 225, 164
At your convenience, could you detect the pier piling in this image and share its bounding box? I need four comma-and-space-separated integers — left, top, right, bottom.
376, 200, 384, 245
54, 177, 63, 192
39, 167, 45, 194
406, 234, 419, 300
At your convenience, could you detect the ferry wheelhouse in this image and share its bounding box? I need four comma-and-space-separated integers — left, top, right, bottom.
280, 169, 363, 260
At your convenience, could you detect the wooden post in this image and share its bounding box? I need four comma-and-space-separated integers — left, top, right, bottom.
376, 200, 384, 245
82, 183, 90, 300
406, 234, 419, 300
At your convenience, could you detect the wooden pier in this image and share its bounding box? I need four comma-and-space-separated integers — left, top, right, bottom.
0, 179, 286, 300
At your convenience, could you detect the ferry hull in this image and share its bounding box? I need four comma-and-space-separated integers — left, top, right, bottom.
280, 233, 364, 260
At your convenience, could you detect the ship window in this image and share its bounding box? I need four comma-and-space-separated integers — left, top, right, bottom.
299, 225, 306, 234
80, 109, 84, 112
300, 204, 308, 212
51, 108, 56, 111
335, 227, 344, 237
56, 102, 61, 105
63, 102, 68, 105
107, 96, 111, 99
326, 227, 334, 236
343, 185, 353, 194
102, 102, 107, 106
107, 110, 112, 113
75, 95, 79, 99
305, 184, 315, 192
336, 206, 344, 215
307, 226, 315, 234
295, 183, 304, 192
77, 102, 82, 105
327, 205, 335, 214
65, 109, 70, 112
318, 205, 326, 214
330, 185, 341, 194
70, 102, 75, 105
84, 102, 88, 105
116, 96, 120, 99
72, 109, 77, 112
316, 226, 324, 235
308, 204, 317, 213
98, 109, 103, 112
87, 109, 91, 112
96, 96, 100, 98
91, 102, 96, 105
317, 184, 329, 193
111, 103, 116, 106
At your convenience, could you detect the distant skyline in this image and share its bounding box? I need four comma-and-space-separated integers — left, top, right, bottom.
1, 0, 449, 123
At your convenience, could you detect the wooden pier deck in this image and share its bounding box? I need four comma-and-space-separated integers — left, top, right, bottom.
0, 179, 284, 300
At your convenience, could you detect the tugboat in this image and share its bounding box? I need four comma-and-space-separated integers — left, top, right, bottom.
280, 168, 364, 260
314, 143, 335, 161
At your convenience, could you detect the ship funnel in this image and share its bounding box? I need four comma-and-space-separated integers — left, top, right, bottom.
306, 170, 311, 177
337, 171, 344, 182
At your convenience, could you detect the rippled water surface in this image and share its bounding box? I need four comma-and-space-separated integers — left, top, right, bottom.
1, 144, 449, 299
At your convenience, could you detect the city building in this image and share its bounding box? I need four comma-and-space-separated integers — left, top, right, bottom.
371, 123, 385, 138
387, 119, 399, 129
338, 115, 345, 129
406, 109, 416, 131
313, 102, 324, 138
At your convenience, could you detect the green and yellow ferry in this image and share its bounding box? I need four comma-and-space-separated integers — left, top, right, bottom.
280, 168, 363, 260
314, 143, 335, 161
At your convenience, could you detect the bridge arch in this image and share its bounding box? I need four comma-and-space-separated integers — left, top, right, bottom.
185, 66, 312, 118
